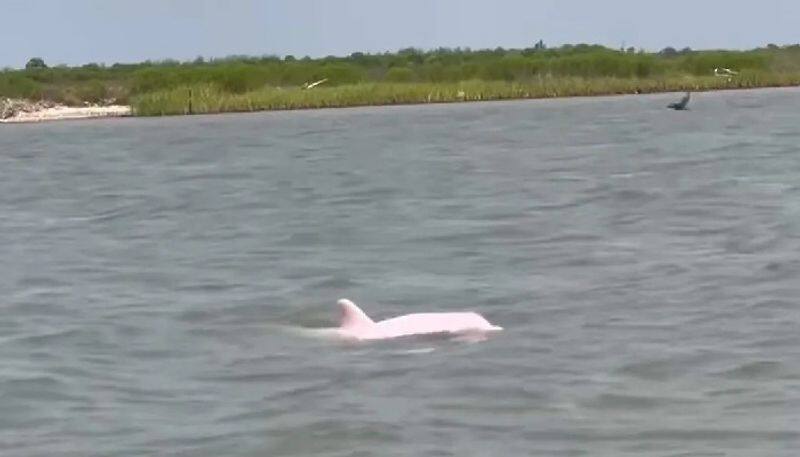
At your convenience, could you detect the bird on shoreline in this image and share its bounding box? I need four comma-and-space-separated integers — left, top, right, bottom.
668, 91, 691, 110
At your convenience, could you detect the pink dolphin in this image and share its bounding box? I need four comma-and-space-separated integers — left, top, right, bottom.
336, 298, 503, 341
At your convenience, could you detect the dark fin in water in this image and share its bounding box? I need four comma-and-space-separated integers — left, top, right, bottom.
668, 92, 691, 110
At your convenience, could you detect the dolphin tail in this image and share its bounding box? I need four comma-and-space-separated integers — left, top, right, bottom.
337, 299, 375, 328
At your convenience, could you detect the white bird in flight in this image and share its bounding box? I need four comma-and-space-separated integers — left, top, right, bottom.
302, 78, 329, 90
714, 67, 738, 80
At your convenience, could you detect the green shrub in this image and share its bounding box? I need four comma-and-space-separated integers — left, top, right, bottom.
314, 64, 365, 85
131, 68, 180, 94
0, 73, 42, 99
383, 67, 415, 82
75, 80, 109, 103
209, 66, 265, 93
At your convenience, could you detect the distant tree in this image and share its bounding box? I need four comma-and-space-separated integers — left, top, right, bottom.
25, 57, 47, 69
534, 39, 546, 51
659, 47, 678, 57
398, 47, 422, 55
193, 56, 205, 65
284, 55, 296, 62
679, 47, 692, 55
112, 62, 138, 70
766, 43, 779, 50
626, 47, 636, 53
398, 47, 424, 64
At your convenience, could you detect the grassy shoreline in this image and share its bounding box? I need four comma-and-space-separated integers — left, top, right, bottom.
3, 43, 800, 118
131, 74, 800, 116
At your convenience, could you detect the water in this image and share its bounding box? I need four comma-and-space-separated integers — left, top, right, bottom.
1, 88, 799, 457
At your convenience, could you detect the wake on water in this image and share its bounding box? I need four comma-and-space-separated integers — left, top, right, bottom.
280, 324, 494, 349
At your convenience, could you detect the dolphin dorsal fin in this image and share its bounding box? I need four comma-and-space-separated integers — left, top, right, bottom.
337, 299, 375, 329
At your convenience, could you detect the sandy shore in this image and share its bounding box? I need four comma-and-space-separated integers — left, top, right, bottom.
0, 105, 131, 123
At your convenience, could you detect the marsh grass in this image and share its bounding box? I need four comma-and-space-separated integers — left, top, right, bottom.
132, 73, 800, 116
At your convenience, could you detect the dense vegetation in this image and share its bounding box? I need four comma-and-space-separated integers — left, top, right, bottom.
2, 43, 800, 115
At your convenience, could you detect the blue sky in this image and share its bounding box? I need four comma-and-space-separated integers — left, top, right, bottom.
2, 0, 799, 68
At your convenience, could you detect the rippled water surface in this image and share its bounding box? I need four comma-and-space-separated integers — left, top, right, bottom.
2, 88, 800, 456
